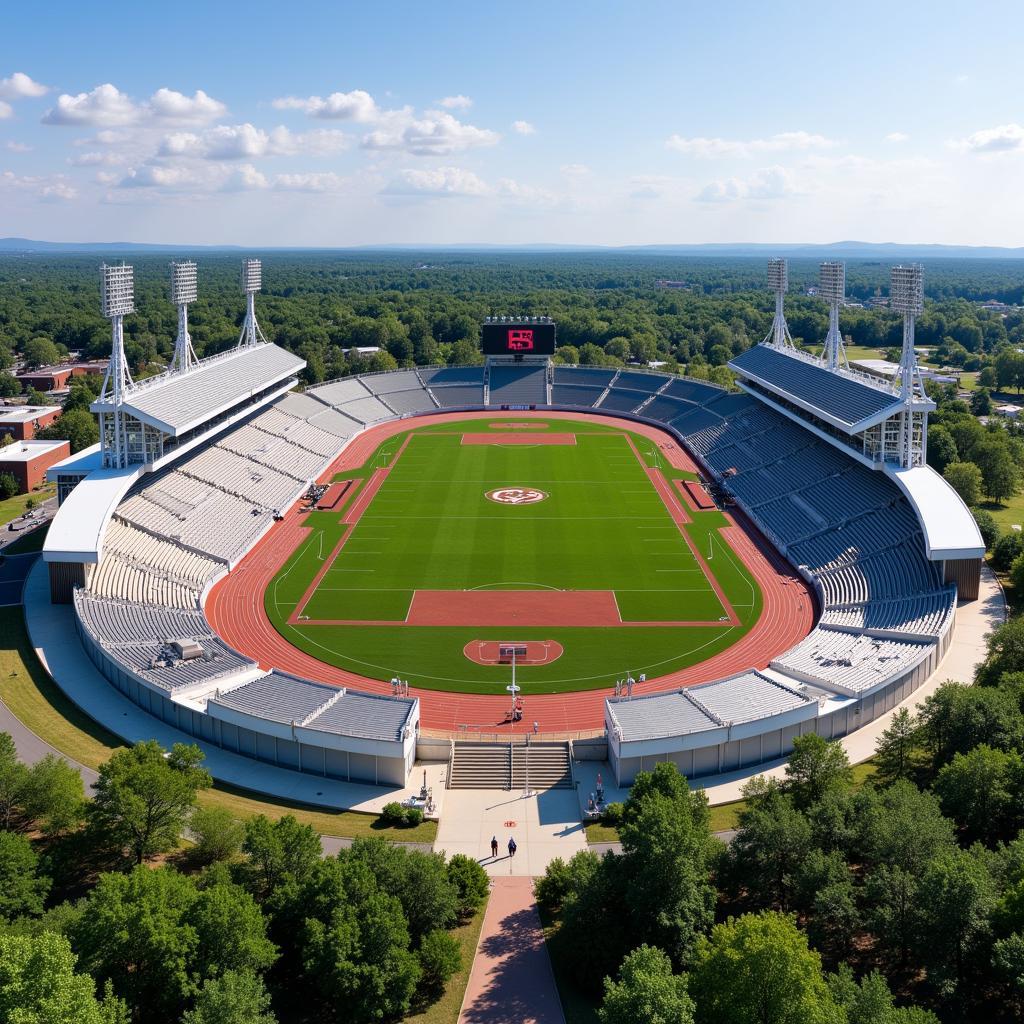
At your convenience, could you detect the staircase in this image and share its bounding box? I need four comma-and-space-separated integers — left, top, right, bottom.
448, 740, 573, 789
448, 742, 511, 789
512, 742, 573, 790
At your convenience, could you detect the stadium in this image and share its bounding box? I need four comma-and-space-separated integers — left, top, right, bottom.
33, 257, 984, 797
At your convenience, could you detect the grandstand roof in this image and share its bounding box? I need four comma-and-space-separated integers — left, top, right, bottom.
91, 344, 304, 437
887, 464, 985, 560
729, 344, 914, 432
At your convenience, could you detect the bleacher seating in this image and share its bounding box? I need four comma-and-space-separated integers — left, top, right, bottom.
432, 384, 484, 408
552, 366, 617, 388
551, 384, 603, 407
312, 378, 371, 406
488, 364, 548, 405
597, 389, 648, 414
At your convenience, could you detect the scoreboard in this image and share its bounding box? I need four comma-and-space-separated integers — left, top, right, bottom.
481, 319, 556, 356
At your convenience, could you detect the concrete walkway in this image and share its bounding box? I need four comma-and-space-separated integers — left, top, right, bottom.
459, 877, 564, 1024
436, 787, 588, 877
22, 558, 448, 818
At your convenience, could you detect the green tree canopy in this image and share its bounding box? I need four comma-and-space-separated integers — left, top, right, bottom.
598, 944, 694, 1024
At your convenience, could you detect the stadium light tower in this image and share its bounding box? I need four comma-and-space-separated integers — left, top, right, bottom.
819, 261, 848, 370
763, 257, 795, 349
237, 258, 269, 349
169, 261, 199, 372
97, 263, 136, 468
890, 264, 927, 467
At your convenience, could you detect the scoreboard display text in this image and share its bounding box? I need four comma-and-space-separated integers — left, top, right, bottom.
481, 322, 556, 356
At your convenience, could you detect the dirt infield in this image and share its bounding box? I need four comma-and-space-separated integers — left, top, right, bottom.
463, 640, 564, 666
205, 409, 817, 735
488, 421, 549, 430
461, 432, 577, 446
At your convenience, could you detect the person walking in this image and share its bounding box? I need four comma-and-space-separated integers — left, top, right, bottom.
490, 836, 499, 859
508, 836, 517, 859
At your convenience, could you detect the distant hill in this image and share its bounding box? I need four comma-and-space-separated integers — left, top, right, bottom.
2, 237, 1024, 259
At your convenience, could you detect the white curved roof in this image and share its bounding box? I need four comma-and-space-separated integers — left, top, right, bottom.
887, 464, 984, 560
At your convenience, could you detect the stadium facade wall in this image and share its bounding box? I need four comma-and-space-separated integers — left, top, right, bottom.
74, 613, 414, 788
608, 618, 953, 786
944, 558, 981, 601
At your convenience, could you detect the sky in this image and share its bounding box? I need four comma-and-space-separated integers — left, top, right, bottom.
2, 0, 1024, 247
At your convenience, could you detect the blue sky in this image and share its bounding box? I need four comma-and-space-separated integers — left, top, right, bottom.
2, 0, 1023, 246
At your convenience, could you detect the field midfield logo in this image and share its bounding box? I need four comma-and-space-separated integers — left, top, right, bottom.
486, 487, 548, 505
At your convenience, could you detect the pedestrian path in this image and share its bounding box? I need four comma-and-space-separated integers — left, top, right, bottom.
459, 877, 564, 1024
436, 787, 587, 877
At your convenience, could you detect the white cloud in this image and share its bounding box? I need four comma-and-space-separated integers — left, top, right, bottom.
0, 102, 11, 120
118, 161, 268, 193
560, 163, 591, 178
273, 171, 348, 193
437, 95, 472, 110
158, 123, 348, 160
147, 88, 226, 123
383, 166, 490, 197
363, 110, 499, 156
953, 123, 1024, 154
5, 140, 32, 152
68, 150, 124, 167
273, 89, 379, 122
667, 130, 834, 159
42, 83, 139, 126
696, 165, 798, 203
0, 72, 49, 100
1, 169, 76, 200
885, 132, 909, 144
512, 120, 535, 135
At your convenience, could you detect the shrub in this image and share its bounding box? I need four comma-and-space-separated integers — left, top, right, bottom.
447, 854, 489, 918
404, 806, 424, 828
417, 929, 461, 992
970, 507, 999, 550
992, 531, 1024, 572
534, 856, 574, 915
380, 802, 406, 826
190, 806, 245, 865
602, 802, 624, 828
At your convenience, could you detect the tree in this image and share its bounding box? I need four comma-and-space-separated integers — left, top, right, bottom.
240, 814, 323, 899
971, 507, 999, 550
598, 944, 695, 1024
971, 387, 993, 416
0, 732, 30, 831
933, 744, 1024, 843
727, 777, 813, 909
297, 857, 421, 1022
188, 881, 278, 981
89, 741, 212, 864
914, 848, 998, 1000
36, 408, 99, 454
973, 436, 1019, 503
0, 372, 20, 398
417, 928, 461, 993
0, 472, 17, 500
874, 709, 921, 785
447, 853, 489, 919
616, 762, 716, 964
0, 932, 127, 1024
688, 912, 844, 1024
20, 753, 86, 836
785, 734, 852, 809
828, 964, 939, 1024
942, 462, 983, 507
926, 424, 958, 474
1009, 552, 1024, 596
182, 970, 277, 1024
71, 866, 200, 1021
190, 805, 245, 865
864, 865, 919, 965
917, 681, 1024, 762
0, 830, 51, 920
23, 337, 61, 369
977, 616, 1024, 686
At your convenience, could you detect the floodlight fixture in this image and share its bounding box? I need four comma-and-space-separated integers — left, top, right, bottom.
890, 264, 923, 315
819, 261, 848, 370
170, 261, 199, 372
100, 263, 135, 319
170, 260, 198, 305
241, 258, 262, 294
762, 257, 795, 349
237, 257, 269, 348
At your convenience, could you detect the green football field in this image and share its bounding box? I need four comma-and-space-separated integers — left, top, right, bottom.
266, 417, 762, 693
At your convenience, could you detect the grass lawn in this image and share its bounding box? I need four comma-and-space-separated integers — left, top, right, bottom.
0, 606, 436, 841
405, 902, 488, 1024
267, 418, 760, 692
980, 495, 1024, 533
0, 483, 54, 527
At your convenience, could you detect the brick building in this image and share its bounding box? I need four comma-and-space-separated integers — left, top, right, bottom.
0, 404, 61, 441
0, 439, 70, 493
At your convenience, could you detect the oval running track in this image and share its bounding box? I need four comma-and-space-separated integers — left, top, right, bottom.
205, 410, 816, 736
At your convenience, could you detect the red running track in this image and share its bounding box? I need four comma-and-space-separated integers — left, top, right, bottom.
205, 411, 816, 736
